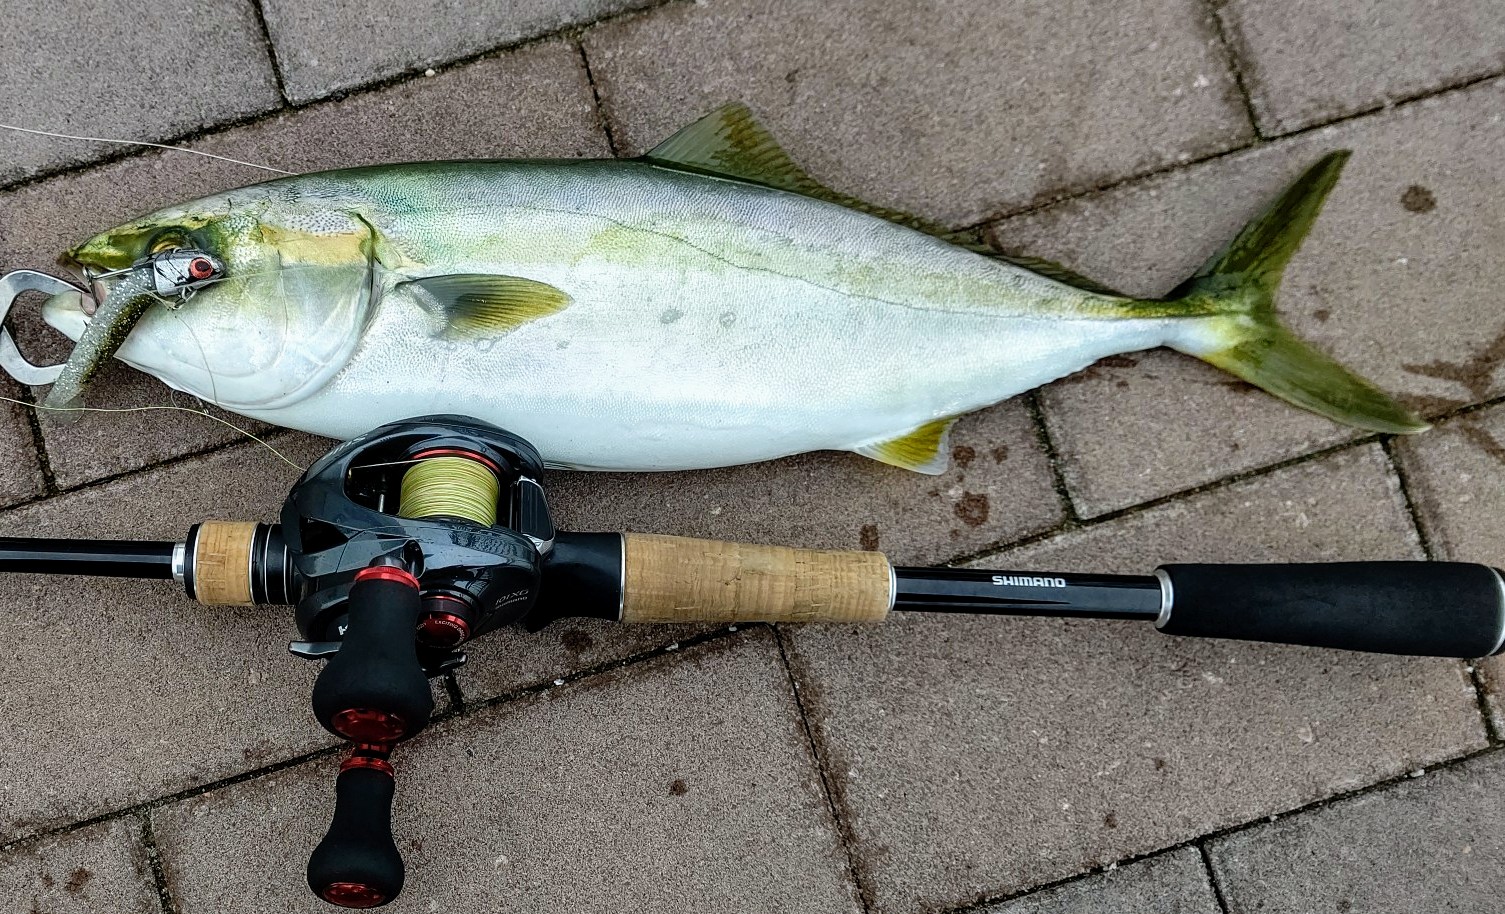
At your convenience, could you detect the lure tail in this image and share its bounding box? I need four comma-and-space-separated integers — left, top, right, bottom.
1161, 150, 1427, 434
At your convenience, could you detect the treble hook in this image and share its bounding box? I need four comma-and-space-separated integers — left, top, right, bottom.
0, 269, 85, 386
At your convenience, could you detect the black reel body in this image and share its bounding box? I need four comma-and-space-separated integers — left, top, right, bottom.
282, 415, 563, 908
285, 414, 556, 664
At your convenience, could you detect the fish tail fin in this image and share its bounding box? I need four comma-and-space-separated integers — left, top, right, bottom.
1159, 149, 1427, 435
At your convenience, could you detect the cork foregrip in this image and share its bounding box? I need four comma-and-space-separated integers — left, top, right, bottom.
621, 533, 892, 624
192, 520, 257, 606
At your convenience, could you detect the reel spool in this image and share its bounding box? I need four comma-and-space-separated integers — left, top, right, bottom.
398, 453, 501, 528
395, 448, 504, 648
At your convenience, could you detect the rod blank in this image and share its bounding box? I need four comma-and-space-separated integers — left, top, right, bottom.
0, 536, 177, 579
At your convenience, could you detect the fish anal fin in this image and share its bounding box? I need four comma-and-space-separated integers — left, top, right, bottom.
405, 273, 570, 338
854, 418, 957, 474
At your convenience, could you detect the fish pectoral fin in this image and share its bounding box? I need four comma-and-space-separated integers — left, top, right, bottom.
853, 418, 957, 475
404, 273, 571, 339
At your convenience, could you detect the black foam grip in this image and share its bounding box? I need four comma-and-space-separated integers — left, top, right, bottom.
312, 576, 435, 741
1157, 562, 1505, 657
308, 766, 404, 907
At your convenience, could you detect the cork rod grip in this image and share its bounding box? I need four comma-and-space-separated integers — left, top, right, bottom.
620, 533, 893, 624
191, 520, 258, 606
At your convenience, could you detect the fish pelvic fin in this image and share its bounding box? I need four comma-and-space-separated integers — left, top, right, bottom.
1159, 150, 1427, 435
853, 417, 957, 474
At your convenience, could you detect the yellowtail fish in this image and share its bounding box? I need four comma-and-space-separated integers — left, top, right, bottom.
37, 104, 1424, 473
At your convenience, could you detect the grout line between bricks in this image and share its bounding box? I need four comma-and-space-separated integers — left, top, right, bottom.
573, 40, 621, 157
246, 0, 293, 106
771, 625, 877, 914
1023, 390, 1081, 525
0, 424, 302, 519
949, 383, 1505, 569
928, 743, 1501, 914
451, 622, 745, 714
11, 386, 59, 499
1383, 437, 1503, 746
0, 631, 753, 857
1197, 842, 1234, 914
1201, 0, 1265, 139
0, 743, 341, 858
138, 811, 179, 914
0, 0, 690, 196
944, 432, 1383, 569
0, 693, 476, 857
968, 69, 1505, 233
1381, 438, 1435, 560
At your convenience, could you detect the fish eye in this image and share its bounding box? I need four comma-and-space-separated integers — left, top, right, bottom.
148, 233, 188, 255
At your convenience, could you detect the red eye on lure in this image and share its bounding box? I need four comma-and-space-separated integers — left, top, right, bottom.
146, 248, 226, 301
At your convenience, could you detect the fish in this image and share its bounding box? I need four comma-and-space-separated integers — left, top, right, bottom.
39, 103, 1425, 473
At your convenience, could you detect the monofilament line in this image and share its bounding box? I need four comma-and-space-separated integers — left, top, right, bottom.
0, 124, 293, 175
0, 395, 306, 471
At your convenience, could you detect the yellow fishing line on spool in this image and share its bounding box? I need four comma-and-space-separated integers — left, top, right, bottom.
397, 456, 499, 526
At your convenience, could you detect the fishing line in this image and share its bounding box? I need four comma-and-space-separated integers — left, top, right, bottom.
0, 124, 293, 175
398, 456, 499, 526
0, 394, 306, 471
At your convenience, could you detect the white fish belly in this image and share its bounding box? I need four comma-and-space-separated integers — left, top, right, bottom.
255, 287, 1172, 470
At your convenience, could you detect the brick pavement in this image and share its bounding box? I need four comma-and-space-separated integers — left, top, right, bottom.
0, 1, 1501, 911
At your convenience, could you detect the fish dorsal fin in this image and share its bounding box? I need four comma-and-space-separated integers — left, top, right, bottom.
646, 103, 827, 196
404, 273, 570, 338
853, 418, 957, 474
646, 103, 958, 237
648, 105, 1126, 297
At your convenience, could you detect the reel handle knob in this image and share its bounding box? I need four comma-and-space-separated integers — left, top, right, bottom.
311, 563, 435, 742
308, 755, 404, 908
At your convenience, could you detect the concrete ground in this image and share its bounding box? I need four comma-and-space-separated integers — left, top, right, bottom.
1, 0, 1503, 911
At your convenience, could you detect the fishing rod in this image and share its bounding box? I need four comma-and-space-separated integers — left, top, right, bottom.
1, 414, 1500, 908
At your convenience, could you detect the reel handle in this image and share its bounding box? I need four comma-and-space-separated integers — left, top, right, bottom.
308, 755, 404, 908
311, 563, 435, 743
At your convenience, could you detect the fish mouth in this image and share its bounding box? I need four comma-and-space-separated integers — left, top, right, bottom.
56, 254, 108, 318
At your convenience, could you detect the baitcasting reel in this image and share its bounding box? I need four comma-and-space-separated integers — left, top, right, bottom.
2, 415, 1503, 907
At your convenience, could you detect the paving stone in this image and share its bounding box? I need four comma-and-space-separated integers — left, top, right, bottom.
0, 0, 280, 185
993, 77, 1505, 516
0, 435, 342, 842
261, 0, 652, 102
1391, 403, 1505, 729
1208, 749, 1505, 914
1218, 0, 1505, 135
0, 41, 605, 487
0, 818, 157, 914
584, 0, 1252, 227
154, 630, 863, 914
782, 445, 1485, 914
0, 380, 44, 506
982, 847, 1219, 914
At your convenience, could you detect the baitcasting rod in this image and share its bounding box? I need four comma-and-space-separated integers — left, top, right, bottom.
2, 527, 1502, 659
